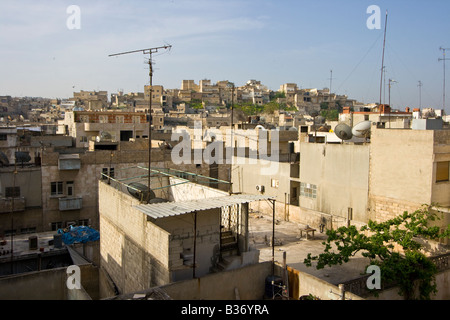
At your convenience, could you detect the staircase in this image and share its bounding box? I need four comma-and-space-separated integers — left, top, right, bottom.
220, 230, 239, 256
211, 230, 240, 273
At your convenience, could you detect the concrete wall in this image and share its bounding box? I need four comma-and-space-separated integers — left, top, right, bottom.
369, 128, 450, 223
299, 142, 370, 223
99, 178, 234, 294
99, 181, 171, 294
284, 265, 363, 300
231, 158, 291, 203
169, 176, 229, 201
160, 261, 273, 300
0, 264, 99, 300
365, 268, 450, 300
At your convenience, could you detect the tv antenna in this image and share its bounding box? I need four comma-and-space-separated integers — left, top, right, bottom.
328, 70, 336, 95
379, 10, 388, 106
418, 81, 423, 109
109, 45, 172, 202
439, 47, 450, 111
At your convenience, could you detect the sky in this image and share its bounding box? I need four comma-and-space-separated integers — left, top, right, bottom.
1, 0, 450, 114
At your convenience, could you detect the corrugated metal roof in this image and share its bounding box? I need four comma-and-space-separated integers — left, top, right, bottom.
134, 194, 274, 220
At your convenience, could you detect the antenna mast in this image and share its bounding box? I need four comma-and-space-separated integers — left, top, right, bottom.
439, 47, 450, 111
109, 45, 172, 202
418, 81, 423, 109
379, 10, 388, 107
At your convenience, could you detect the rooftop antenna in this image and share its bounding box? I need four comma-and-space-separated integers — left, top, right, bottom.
439, 47, 450, 111
379, 10, 388, 108
418, 81, 423, 109
328, 69, 335, 95
109, 45, 172, 202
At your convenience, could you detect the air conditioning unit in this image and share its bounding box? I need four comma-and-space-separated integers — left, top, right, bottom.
256, 185, 265, 192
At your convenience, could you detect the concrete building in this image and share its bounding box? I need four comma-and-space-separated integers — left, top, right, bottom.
98, 166, 270, 294
59, 110, 149, 148
71, 90, 108, 111
231, 122, 450, 246
368, 126, 450, 232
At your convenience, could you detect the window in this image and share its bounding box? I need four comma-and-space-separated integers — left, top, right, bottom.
99, 115, 108, 123
80, 136, 88, 142
436, 161, 450, 182
133, 116, 141, 124
5, 187, 20, 198
78, 219, 89, 226
101, 168, 108, 180
109, 168, 115, 179
51, 222, 63, 231
66, 181, 74, 196
271, 179, 279, 188
0, 134, 7, 141
51, 181, 64, 196
300, 182, 317, 199
116, 116, 124, 124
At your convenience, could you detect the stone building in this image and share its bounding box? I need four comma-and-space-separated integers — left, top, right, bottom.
98, 167, 270, 294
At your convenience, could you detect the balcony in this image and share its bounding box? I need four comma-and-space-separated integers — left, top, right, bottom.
58, 197, 83, 211
0, 197, 26, 213
58, 154, 81, 170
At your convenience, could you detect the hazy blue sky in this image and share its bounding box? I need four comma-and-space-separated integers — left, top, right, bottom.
1, 0, 450, 113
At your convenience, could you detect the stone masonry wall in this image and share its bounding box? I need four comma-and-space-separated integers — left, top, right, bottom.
99, 181, 171, 294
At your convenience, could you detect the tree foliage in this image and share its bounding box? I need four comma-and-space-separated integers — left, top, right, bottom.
304, 205, 450, 299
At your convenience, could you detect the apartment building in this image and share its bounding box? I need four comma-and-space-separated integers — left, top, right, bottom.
71, 90, 108, 111
231, 121, 450, 245
60, 110, 151, 148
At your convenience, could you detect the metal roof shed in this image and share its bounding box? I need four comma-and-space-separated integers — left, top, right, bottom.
134, 194, 274, 220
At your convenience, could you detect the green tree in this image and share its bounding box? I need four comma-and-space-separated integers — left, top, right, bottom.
304, 205, 450, 300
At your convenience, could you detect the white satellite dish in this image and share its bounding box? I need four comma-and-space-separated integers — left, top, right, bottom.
352, 121, 371, 138
334, 123, 353, 140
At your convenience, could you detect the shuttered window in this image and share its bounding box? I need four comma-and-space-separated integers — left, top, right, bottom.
436, 161, 450, 182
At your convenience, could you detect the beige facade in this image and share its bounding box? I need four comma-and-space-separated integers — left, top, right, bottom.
98, 175, 260, 294
368, 127, 450, 227
60, 111, 150, 148
72, 90, 108, 111
232, 125, 450, 244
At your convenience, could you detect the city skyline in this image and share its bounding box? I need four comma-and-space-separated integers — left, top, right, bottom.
1, 0, 450, 113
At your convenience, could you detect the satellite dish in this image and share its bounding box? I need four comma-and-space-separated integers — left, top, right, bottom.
127, 182, 155, 202
15, 151, 31, 163
334, 123, 353, 140
352, 121, 371, 138
255, 125, 265, 130
0, 151, 9, 166
97, 131, 112, 142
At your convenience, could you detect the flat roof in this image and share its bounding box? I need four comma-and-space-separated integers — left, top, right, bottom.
134, 194, 274, 220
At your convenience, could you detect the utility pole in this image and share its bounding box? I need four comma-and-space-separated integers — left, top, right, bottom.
388, 79, 397, 128
439, 47, 450, 111
109, 45, 171, 202
388, 79, 397, 107
418, 81, 423, 109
